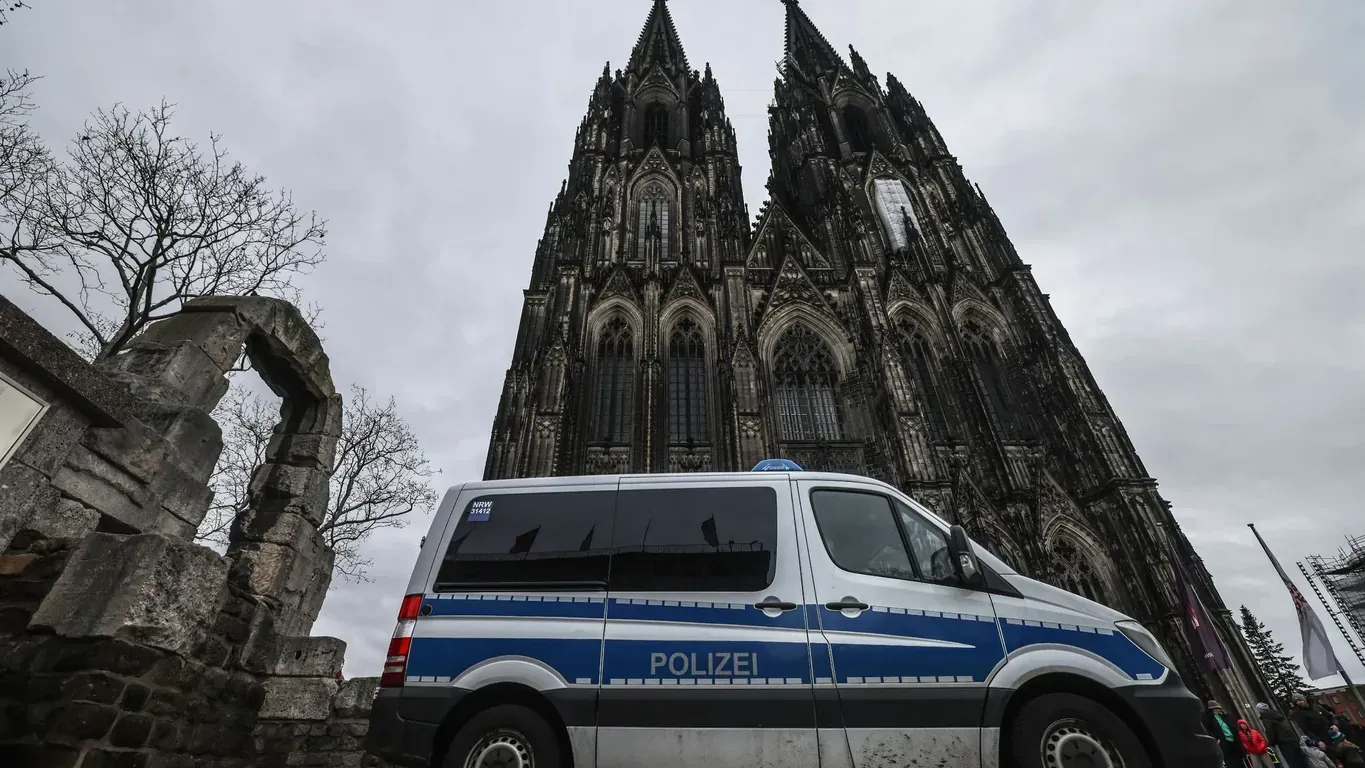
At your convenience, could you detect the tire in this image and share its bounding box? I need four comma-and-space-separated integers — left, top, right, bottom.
1006, 692, 1152, 768
442, 704, 563, 768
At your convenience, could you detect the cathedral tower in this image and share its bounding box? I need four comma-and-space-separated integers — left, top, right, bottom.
483, 0, 1270, 708
484, 0, 750, 480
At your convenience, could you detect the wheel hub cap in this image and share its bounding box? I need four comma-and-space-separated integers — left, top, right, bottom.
1043, 721, 1118, 768
466, 730, 532, 768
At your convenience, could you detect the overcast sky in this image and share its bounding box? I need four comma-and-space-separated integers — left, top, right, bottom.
4, 0, 1364, 686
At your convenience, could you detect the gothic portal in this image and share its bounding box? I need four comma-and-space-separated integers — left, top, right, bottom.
482, 0, 1271, 707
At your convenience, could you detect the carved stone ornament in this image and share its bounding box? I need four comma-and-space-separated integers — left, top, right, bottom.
738, 415, 763, 438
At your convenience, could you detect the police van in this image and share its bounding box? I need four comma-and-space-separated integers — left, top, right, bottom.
366, 464, 1219, 768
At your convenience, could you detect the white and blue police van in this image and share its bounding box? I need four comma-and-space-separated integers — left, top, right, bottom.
367, 462, 1219, 768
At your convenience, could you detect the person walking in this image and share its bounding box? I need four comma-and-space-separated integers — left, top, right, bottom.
1238, 717, 1275, 768
1301, 737, 1334, 768
1258, 702, 1310, 768
1204, 700, 1246, 768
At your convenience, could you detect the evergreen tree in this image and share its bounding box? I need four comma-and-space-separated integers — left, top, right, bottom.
1240, 605, 1309, 704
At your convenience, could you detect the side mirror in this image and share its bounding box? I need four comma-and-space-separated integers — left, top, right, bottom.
948, 524, 984, 589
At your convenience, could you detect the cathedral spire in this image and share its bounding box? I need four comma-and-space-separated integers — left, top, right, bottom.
626, 0, 690, 76
781, 0, 846, 81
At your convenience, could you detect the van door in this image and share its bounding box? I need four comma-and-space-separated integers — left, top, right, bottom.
793, 478, 1005, 767
417, 485, 617, 767
596, 476, 820, 768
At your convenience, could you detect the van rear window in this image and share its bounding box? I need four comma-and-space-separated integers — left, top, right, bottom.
433, 491, 616, 590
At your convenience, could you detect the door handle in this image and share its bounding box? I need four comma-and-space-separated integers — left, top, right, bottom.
825, 599, 869, 611
754, 598, 798, 612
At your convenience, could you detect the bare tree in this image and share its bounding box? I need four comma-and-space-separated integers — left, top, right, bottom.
0, 99, 325, 361
0, 2, 31, 26
1, 70, 54, 275
200, 383, 440, 582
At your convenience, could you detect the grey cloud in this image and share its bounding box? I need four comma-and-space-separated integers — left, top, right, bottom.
4, 0, 1363, 680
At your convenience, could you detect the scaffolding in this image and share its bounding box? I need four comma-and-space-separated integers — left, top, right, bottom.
1302, 533, 1365, 672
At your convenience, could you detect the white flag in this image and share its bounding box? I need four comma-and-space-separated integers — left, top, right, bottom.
1250, 526, 1343, 680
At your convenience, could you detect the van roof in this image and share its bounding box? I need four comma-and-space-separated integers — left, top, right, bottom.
448, 470, 899, 495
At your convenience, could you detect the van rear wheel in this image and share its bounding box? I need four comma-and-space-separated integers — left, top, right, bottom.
1007, 692, 1151, 768
444, 704, 562, 768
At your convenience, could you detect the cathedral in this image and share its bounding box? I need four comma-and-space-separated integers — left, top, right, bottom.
482, 0, 1270, 708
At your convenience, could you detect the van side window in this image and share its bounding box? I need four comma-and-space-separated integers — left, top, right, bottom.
810, 490, 954, 585
893, 499, 955, 585
611, 486, 778, 592
432, 491, 616, 590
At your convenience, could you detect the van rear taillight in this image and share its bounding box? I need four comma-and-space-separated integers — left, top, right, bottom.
379, 594, 424, 688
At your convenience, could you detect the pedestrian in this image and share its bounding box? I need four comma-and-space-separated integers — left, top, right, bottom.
1259, 702, 1310, 768
1204, 700, 1246, 768
1325, 726, 1365, 768
1293, 694, 1335, 746
1301, 737, 1334, 768
1238, 717, 1274, 768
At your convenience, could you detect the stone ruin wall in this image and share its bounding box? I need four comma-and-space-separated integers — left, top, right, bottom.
0, 293, 390, 767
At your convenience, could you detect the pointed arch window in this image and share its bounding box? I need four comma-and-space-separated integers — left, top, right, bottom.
667, 317, 709, 444
772, 325, 843, 441
1052, 540, 1109, 605
636, 185, 669, 262
894, 320, 950, 438
873, 179, 917, 251
842, 105, 873, 153
643, 103, 669, 148
962, 322, 1018, 436
591, 318, 635, 444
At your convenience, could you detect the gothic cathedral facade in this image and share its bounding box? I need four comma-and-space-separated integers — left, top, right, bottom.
483, 0, 1270, 707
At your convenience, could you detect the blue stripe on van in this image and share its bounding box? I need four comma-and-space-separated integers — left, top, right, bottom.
818, 605, 1001, 648
406, 636, 603, 684
999, 619, 1166, 681
421, 595, 606, 620
602, 638, 811, 685
607, 598, 806, 630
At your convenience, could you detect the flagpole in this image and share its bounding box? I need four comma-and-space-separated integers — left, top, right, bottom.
1248, 523, 1365, 714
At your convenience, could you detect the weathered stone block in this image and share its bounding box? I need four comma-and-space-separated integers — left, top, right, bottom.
50, 445, 160, 533
272, 636, 346, 678
265, 432, 336, 472
0, 460, 61, 552
148, 459, 214, 529
81, 419, 170, 485
230, 508, 324, 555
248, 464, 331, 527
29, 533, 229, 656
257, 676, 339, 721
110, 712, 155, 748
133, 309, 249, 374
20, 497, 101, 543
10, 402, 90, 477
42, 700, 118, 744
0, 553, 37, 575
107, 340, 230, 409
130, 401, 224, 481
63, 671, 126, 704
333, 678, 380, 719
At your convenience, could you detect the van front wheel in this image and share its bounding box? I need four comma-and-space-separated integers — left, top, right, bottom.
1007, 692, 1151, 768
444, 704, 562, 768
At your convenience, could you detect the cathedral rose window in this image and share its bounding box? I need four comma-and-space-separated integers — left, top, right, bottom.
591, 317, 635, 444
772, 325, 844, 441
667, 317, 709, 444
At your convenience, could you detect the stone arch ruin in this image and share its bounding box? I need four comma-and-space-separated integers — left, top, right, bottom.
0, 294, 385, 766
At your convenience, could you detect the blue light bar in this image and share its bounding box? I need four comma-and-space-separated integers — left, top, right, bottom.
751, 458, 804, 472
